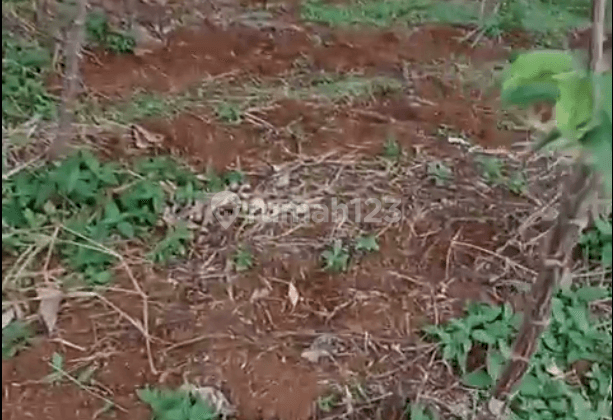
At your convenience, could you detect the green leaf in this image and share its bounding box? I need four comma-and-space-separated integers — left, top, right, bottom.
575, 286, 610, 302
486, 350, 505, 381
472, 329, 496, 344
518, 374, 541, 396
116, 221, 135, 238
355, 235, 379, 252
463, 369, 493, 389
553, 71, 593, 136
580, 116, 612, 196
501, 81, 560, 106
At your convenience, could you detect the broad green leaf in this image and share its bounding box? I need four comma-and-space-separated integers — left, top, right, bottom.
518, 374, 541, 396
486, 350, 505, 381
463, 369, 493, 389
575, 286, 610, 302
501, 81, 560, 106
472, 329, 496, 344
580, 116, 612, 196
553, 71, 593, 136
502, 50, 575, 91
116, 221, 135, 238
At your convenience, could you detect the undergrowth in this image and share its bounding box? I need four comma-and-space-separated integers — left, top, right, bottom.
301, 0, 591, 46
85, 9, 136, 54
137, 386, 219, 420
2, 151, 240, 286
2, 31, 56, 126
423, 284, 612, 419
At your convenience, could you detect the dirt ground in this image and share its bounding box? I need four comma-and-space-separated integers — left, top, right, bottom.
2, 1, 565, 419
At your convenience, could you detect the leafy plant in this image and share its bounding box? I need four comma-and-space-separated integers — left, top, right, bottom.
382, 136, 401, 159
2, 152, 212, 285
476, 155, 505, 185
424, 284, 612, 420
215, 102, 242, 125
85, 9, 135, 54
427, 161, 453, 186
405, 402, 438, 420
579, 215, 613, 267
501, 49, 612, 195
148, 223, 193, 264
322, 239, 350, 272
2, 32, 56, 126
2, 320, 32, 359
355, 234, 379, 253
44, 352, 65, 384
137, 386, 218, 420
507, 171, 528, 195
233, 246, 254, 272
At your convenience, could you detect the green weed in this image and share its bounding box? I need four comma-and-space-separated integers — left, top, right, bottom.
2, 319, 33, 359
137, 386, 219, 420
2, 152, 236, 285
382, 136, 401, 160
579, 216, 613, 267
355, 234, 379, 253
86, 9, 135, 54
300, 0, 590, 46
476, 155, 505, 186
215, 102, 243, 125
423, 284, 612, 420
322, 239, 350, 272
233, 246, 254, 272
405, 402, 438, 420
2, 31, 56, 126
427, 161, 453, 186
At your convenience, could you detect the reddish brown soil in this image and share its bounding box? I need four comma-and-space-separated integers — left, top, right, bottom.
4, 3, 541, 420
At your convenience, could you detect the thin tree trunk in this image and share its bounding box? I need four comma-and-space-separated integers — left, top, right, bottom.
493, 0, 608, 399
47, 0, 88, 161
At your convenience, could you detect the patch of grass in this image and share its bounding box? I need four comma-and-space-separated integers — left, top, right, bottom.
85, 9, 135, 54
423, 284, 612, 420
2, 319, 33, 359
137, 386, 219, 420
2, 152, 238, 285
300, 0, 590, 46
322, 239, 350, 272
427, 161, 453, 186
2, 31, 56, 126
579, 215, 613, 268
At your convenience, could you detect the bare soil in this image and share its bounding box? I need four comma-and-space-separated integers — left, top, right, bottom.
2, 1, 555, 420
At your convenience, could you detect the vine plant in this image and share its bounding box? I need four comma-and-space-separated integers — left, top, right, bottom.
492, 0, 612, 401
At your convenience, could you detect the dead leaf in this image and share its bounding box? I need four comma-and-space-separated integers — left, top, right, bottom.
300, 348, 329, 363
37, 286, 63, 334
288, 282, 299, 308
250, 288, 270, 303
131, 124, 163, 149
2, 308, 15, 329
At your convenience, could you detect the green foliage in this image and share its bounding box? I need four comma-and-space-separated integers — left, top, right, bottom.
424, 285, 613, 420
355, 234, 379, 253
44, 352, 65, 384
476, 156, 505, 185
137, 386, 218, 420
300, 0, 589, 44
382, 136, 401, 160
427, 161, 453, 186
215, 102, 242, 125
2, 32, 56, 126
579, 215, 613, 267
405, 402, 438, 420
233, 246, 254, 272
2, 320, 32, 359
321, 240, 350, 272
2, 152, 235, 285
501, 50, 612, 197
85, 9, 136, 54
